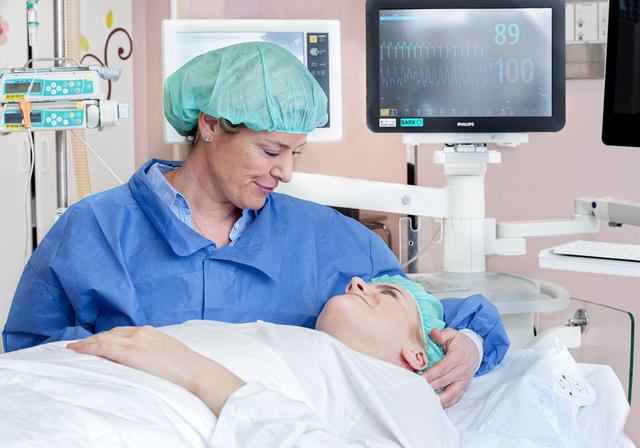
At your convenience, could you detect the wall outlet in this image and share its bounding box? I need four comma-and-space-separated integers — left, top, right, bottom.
566, 1, 608, 78
575, 2, 599, 42
567, 1, 608, 44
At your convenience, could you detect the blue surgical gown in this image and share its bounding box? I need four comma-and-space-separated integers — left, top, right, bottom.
3, 159, 508, 372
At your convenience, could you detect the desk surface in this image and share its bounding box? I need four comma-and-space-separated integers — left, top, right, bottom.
539, 248, 640, 278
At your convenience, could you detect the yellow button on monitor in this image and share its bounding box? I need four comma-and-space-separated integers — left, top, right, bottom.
309, 35, 318, 43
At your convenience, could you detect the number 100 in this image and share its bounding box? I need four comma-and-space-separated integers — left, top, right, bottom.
495, 58, 534, 83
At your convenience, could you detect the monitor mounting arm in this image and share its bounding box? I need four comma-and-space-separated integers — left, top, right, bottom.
496, 196, 640, 245
576, 197, 640, 228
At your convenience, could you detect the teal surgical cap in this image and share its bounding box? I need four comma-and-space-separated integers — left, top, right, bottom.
163, 42, 329, 135
370, 275, 445, 371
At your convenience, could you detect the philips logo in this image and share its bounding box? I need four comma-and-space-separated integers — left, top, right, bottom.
457, 122, 475, 127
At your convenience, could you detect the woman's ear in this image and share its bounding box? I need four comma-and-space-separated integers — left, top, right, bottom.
401, 346, 428, 372
198, 113, 219, 136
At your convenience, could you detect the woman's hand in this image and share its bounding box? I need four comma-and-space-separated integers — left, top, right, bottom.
67, 326, 245, 415
421, 328, 479, 408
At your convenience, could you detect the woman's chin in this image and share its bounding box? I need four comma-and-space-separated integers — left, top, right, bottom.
236, 194, 268, 211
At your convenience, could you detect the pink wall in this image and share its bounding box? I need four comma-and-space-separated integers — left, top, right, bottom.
133, 0, 173, 166
133, 1, 640, 441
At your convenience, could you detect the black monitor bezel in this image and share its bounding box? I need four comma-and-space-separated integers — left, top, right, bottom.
601, 0, 640, 147
366, 0, 566, 133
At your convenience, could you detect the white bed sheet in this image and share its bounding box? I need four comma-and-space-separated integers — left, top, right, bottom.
0, 341, 216, 447
449, 339, 635, 448
0, 321, 456, 448
0, 321, 633, 448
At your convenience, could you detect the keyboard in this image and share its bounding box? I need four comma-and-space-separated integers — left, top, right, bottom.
553, 240, 640, 263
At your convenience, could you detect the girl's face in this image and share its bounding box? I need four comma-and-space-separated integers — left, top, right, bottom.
316, 277, 424, 368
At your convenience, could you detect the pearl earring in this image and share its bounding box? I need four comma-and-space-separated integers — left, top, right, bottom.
203, 134, 212, 143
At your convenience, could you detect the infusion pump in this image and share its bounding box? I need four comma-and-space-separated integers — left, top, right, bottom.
0, 59, 126, 133
0, 70, 104, 103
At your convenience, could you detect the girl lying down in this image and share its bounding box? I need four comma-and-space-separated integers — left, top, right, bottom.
1, 277, 633, 447
64, 275, 458, 447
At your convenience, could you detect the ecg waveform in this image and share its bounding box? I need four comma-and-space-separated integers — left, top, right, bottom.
380, 41, 487, 61
380, 64, 492, 88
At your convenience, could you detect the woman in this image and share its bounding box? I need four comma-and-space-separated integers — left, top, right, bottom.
3, 42, 508, 407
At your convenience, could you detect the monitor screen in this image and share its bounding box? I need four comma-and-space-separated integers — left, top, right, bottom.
4, 81, 42, 94
602, 0, 640, 147
366, 0, 566, 133
162, 20, 342, 143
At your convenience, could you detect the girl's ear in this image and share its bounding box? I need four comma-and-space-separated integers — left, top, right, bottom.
401, 346, 427, 371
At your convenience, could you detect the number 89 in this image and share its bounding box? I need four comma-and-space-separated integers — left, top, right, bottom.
495, 23, 520, 45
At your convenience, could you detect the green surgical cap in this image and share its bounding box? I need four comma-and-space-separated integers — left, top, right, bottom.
369, 275, 445, 371
163, 42, 328, 135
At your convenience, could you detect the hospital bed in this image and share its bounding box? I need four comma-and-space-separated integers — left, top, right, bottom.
0, 320, 634, 447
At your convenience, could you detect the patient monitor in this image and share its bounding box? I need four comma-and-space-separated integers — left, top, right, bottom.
366, 0, 565, 134
602, 0, 640, 148
161, 19, 342, 144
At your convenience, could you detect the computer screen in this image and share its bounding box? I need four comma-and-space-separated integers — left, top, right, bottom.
366, 0, 565, 133
602, 0, 640, 147
162, 20, 342, 143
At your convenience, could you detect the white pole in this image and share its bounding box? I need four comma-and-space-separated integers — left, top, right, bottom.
443, 167, 487, 273
53, 0, 68, 212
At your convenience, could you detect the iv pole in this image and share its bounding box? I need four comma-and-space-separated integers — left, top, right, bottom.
53, 0, 68, 216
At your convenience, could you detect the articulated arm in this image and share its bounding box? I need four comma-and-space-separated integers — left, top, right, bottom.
492, 196, 640, 256
576, 196, 640, 227
277, 172, 449, 217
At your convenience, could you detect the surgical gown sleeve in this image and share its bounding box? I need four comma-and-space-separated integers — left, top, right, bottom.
3, 207, 93, 352
440, 295, 510, 375
210, 382, 458, 448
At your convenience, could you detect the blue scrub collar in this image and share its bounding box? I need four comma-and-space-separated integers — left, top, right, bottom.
129, 159, 283, 280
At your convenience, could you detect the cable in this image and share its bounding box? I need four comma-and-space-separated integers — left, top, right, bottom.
70, 130, 125, 185
24, 132, 35, 263
400, 220, 443, 270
